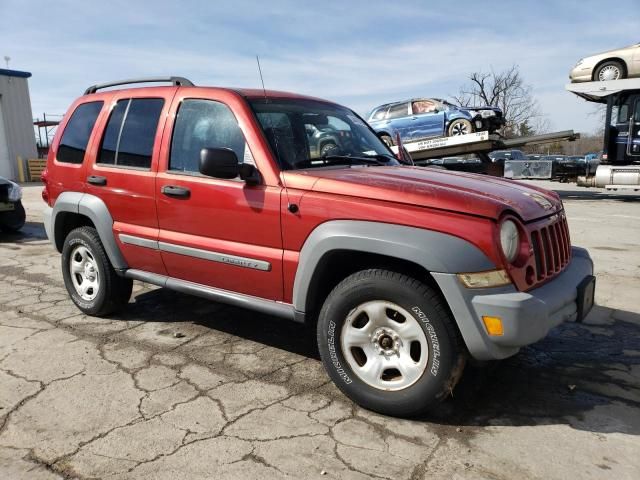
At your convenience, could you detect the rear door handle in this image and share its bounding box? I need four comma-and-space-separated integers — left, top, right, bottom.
161, 185, 191, 199
87, 175, 107, 186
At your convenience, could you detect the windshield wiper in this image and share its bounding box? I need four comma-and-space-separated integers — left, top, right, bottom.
321, 155, 387, 166
362, 153, 399, 163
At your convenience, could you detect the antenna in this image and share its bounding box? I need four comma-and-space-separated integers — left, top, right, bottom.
256, 56, 298, 214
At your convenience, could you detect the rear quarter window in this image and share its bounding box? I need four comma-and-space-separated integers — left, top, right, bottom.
57, 101, 104, 164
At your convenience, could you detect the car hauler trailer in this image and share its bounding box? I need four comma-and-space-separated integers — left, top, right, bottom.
567, 79, 640, 191
391, 130, 580, 177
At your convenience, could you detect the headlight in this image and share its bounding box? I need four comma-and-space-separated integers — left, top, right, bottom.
480, 110, 496, 118
7, 181, 22, 202
500, 219, 519, 263
575, 59, 583, 67
457, 269, 511, 288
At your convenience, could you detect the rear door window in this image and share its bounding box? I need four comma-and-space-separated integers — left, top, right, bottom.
387, 103, 409, 120
98, 98, 164, 169
57, 101, 104, 164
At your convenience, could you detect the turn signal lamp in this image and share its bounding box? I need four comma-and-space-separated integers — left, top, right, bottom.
482, 316, 504, 336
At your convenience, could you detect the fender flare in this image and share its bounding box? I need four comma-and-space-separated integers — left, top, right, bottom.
49, 192, 128, 270
291, 220, 495, 313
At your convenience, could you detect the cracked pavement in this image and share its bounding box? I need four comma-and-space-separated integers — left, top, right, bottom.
1, 181, 639, 479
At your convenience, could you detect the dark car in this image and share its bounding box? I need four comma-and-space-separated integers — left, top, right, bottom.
367, 98, 504, 146
305, 122, 352, 158
489, 149, 527, 164
542, 155, 579, 182
0, 177, 25, 232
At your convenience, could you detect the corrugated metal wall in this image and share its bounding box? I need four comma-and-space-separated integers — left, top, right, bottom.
0, 74, 38, 181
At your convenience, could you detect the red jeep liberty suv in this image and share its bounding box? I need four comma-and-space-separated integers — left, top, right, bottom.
42, 77, 595, 417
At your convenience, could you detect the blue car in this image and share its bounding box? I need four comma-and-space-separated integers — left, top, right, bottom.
367, 98, 504, 146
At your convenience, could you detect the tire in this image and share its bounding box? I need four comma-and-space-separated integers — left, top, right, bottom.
0, 202, 26, 232
320, 142, 338, 157
317, 269, 466, 417
380, 134, 394, 147
594, 61, 625, 82
447, 119, 473, 136
61, 226, 132, 316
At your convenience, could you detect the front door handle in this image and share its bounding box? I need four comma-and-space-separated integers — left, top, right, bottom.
161, 185, 191, 199
87, 175, 107, 186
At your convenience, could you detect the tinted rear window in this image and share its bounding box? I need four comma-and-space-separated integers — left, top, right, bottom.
387, 103, 408, 120
98, 98, 164, 169
57, 101, 103, 164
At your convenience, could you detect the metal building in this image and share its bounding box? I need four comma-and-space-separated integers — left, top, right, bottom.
0, 68, 38, 180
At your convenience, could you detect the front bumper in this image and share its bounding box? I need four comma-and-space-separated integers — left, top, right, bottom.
569, 67, 593, 83
473, 114, 504, 133
0, 200, 26, 230
433, 247, 594, 360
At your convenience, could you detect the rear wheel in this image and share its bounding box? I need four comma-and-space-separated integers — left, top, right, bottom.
447, 119, 473, 136
62, 226, 132, 316
317, 269, 466, 417
594, 61, 625, 82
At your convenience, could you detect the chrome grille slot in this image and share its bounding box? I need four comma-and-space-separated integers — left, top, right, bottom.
528, 215, 571, 283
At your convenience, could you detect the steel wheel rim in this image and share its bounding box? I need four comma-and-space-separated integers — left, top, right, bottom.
340, 300, 429, 391
321, 143, 336, 156
69, 245, 100, 301
599, 65, 620, 81
451, 122, 469, 135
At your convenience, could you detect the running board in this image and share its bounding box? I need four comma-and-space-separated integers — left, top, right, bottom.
124, 269, 303, 322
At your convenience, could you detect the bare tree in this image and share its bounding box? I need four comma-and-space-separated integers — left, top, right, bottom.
452, 65, 542, 138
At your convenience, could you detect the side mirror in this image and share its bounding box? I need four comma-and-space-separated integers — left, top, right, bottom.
200, 148, 239, 179
199, 148, 261, 184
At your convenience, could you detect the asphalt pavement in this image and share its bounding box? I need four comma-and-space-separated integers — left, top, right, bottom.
1, 180, 638, 479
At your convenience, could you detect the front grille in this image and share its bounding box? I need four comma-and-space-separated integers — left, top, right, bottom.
530, 215, 571, 281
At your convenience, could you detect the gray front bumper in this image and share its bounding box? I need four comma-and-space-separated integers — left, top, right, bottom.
433, 247, 594, 360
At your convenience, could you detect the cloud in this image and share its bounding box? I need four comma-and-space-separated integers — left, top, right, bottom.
2, 0, 639, 134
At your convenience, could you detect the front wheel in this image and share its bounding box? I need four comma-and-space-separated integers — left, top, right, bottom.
320, 142, 338, 157
61, 226, 132, 316
594, 61, 625, 82
317, 269, 466, 417
447, 119, 473, 136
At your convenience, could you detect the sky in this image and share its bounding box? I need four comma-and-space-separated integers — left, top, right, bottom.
1, 0, 639, 134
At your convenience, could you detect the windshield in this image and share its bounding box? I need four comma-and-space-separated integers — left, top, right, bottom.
249, 99, 398, 170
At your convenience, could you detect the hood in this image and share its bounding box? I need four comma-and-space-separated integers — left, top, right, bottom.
285, 166, 562, 222
587, 43, 638, 60
460, 106, 501, 113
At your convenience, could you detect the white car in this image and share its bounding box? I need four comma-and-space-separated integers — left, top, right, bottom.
570, 43, 640, 82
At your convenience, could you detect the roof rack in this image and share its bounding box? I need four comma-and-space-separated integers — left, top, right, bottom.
84, 76, 194, 95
